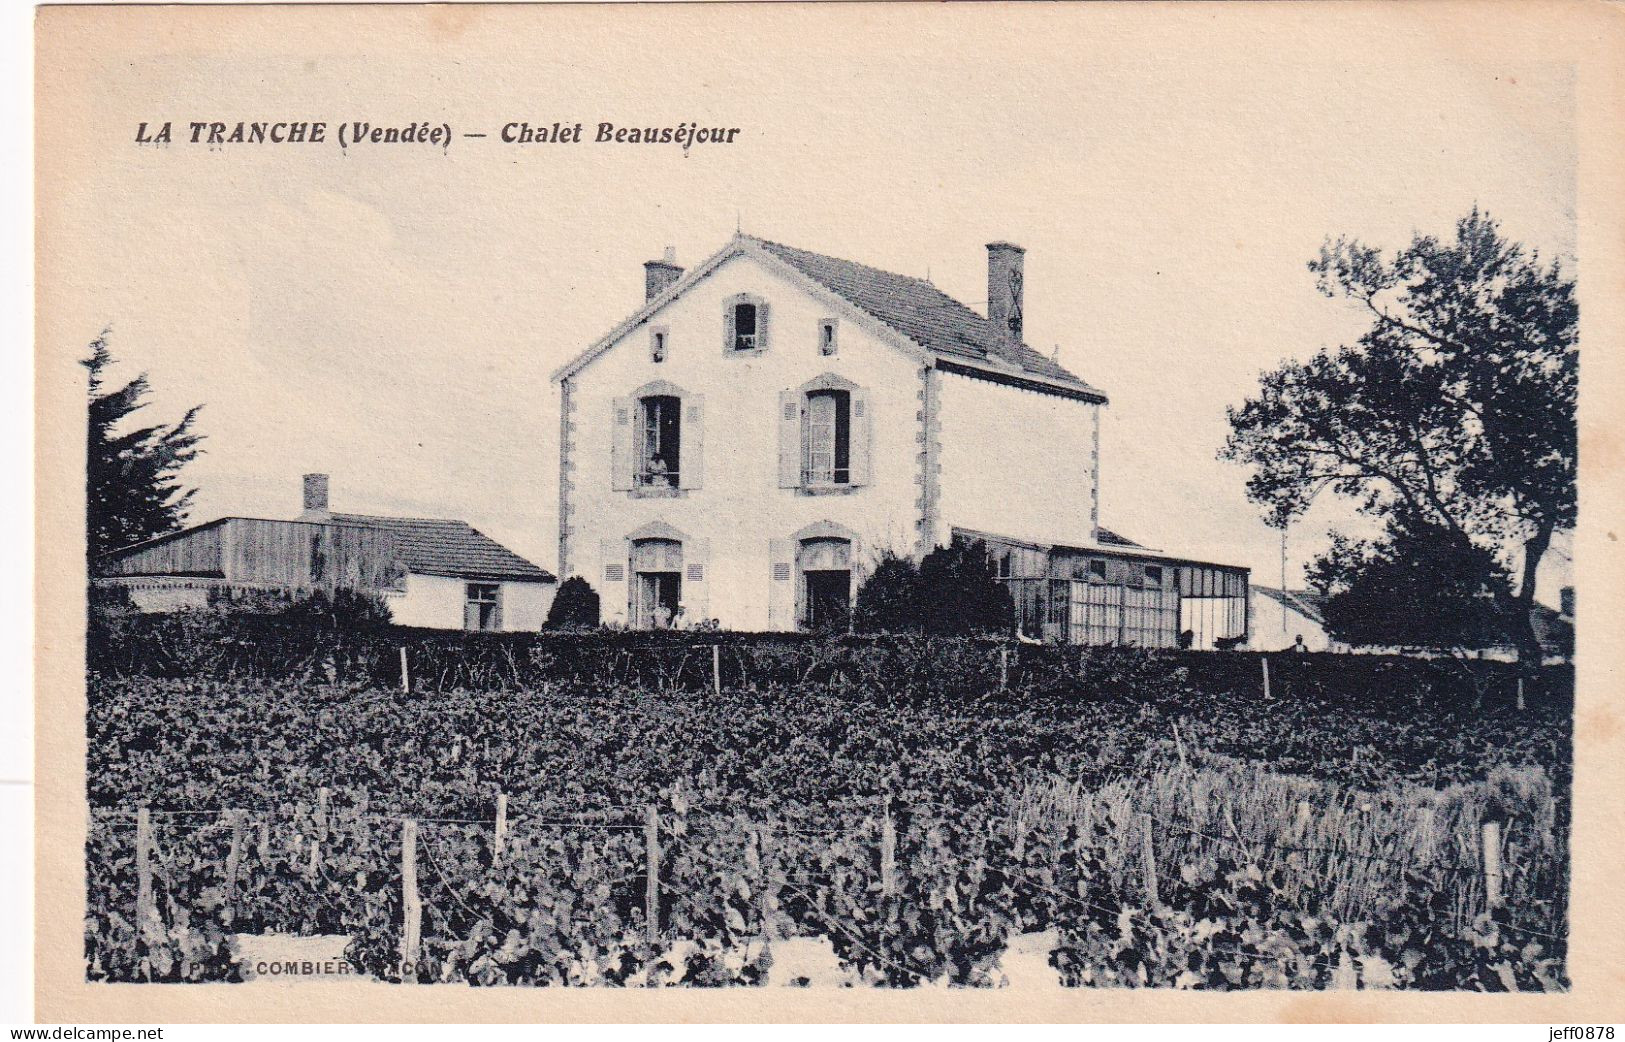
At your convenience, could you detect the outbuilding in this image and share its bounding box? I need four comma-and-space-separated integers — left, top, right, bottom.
96, 473, 556, 631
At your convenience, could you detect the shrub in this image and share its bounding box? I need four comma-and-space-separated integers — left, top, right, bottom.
917, 537, 1015, 637
545, 576, 602, 629
87, 583, 136, 618
852, 551, 922, 634
278, 588, 392, 632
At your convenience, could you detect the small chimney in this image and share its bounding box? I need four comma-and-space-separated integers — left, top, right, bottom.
643, 246, 683, 301
301, 473, 330, 521
986, 241, 1026, 343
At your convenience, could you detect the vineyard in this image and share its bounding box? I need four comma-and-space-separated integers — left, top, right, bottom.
86, 615, 1572, 990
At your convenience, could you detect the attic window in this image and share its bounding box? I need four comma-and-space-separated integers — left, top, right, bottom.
733, 303, 758, 350
651, 328, 667, 363
1144, 565, 1163, 587
819, 319, 838, 356
1088, 559, 1107, 581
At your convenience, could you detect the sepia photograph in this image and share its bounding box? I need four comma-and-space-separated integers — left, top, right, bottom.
27, 0, 1625, 1026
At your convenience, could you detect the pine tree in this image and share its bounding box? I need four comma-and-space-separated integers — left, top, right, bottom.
84, 331, 205, 567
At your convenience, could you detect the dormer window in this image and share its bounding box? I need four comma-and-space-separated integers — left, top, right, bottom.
733, 303, 758, 350
819, 319, 838, 356
651, 328, 667, 363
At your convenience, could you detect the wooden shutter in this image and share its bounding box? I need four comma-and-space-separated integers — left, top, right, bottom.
848, 388, 873, 486
679, 395, 704, 490
611, 397, 635, 491
777, 390, 802, 488
757, 301, 771, 351
767, 538, 795, 630
682, 538, 709, 624
723, 302, 736, 353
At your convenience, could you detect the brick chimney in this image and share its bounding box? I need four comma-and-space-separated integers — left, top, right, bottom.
986, 241, 1026, 343
643, 246, 683, 301
301, 473, 330, 521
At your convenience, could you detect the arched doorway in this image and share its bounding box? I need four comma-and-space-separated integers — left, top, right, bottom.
798, 537, 852, 631
630, 537, 683, 628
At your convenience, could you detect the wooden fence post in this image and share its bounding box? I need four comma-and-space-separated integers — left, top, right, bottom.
713, 644, 722, 696
223, 809, 244, 927
756, 825, 779, 942
1417, 805, 1437, 862
1483, 820, 1504, 911
400, 820, 421, 981
1141, 813, 1161, 909
135, 807, 163, 959
494, 793, 509, 866
1172, 722, 1189, 770
400, 647, 411, 693
644, 805, 661, 945
1261, 656, 1272, 700
880, 797, 897, 897
1517, 677, 1526, 712
1000, 646, 1010, 691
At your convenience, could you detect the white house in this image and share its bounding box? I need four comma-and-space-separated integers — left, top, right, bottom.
553, 233, 1248, 643
1249, 586, 1330, 652
98, 474, 557, 632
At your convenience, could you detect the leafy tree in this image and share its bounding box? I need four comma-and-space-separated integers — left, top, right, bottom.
1307, 509, 1513, 650
84, 332, 205, 566
917, 537, 1015, 637
545, 576, 602, 629
1221, 209, 1576, 667
852, 541, 1014, 636
852, 551, 923, 634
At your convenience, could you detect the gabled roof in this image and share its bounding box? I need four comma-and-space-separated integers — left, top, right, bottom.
552, 233, 1107, 402
327, 513, 554, 583
101, 513, 554, 585
750, 238, 1105, 399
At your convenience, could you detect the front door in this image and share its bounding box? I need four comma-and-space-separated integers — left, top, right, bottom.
803, 570, 851, 631
636, 571, 681, 629
796, 536, 854, 632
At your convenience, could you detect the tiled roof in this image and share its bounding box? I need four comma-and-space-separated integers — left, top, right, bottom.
329, 513, 554, 583
749, 236, 1107, 401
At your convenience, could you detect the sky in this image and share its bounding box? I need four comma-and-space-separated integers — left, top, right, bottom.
43, 5, 1578, 597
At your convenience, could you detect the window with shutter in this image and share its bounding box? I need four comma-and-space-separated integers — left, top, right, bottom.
636, 395, 681, 489
724, 295, 769, 354
733, 303, 757, 350
802, 390, 850, 486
